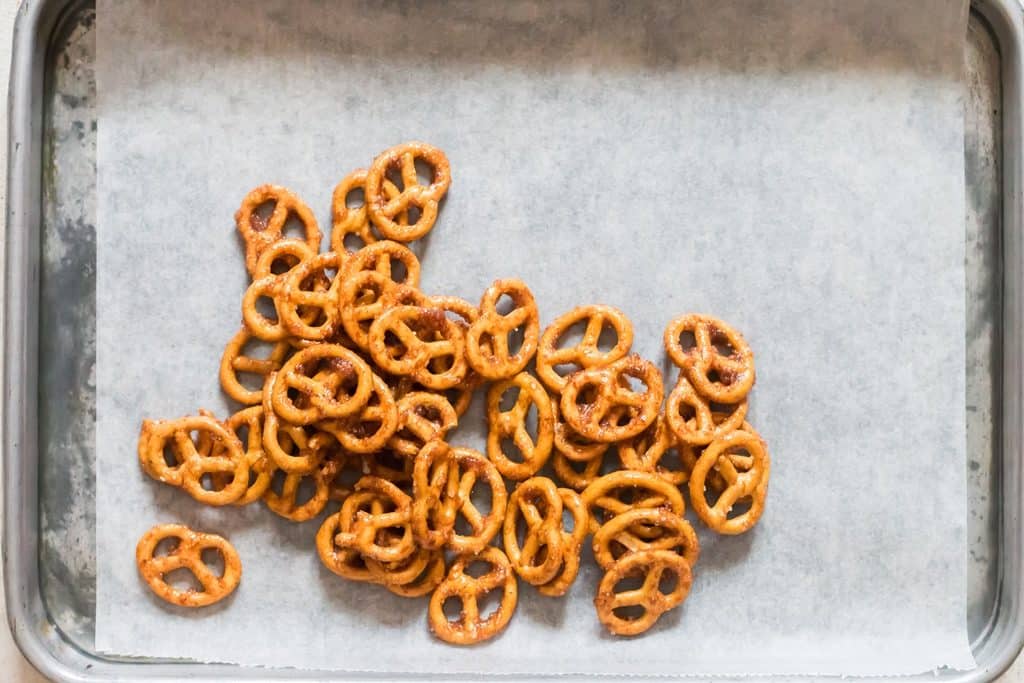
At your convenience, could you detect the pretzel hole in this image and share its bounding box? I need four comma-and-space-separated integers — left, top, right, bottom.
383, 331, 408, 359
612, 604, 648, 622
200, 547, 226, 578
405, 205, 423, 225
164, 567, 204, 593
268, 252, 302, 276
255, 294, 279, 322
390, 259, 409, 285
612, 573, 645, 594
495, 294, 517, 316
251, 200, 275, 233
658, 569, 680, 594
623, 374, 648, 394
553, 362, 581, 379
345, 186, 366, 209
341, 232, 370, 252
596, 324, 620, 353
160, 443, 183, 470
498, 385, 521, 412
706, 369, 723, 384
153, 536, 181, 557
676, 330, 697, 352
441, 594, 466, 621
414, 158, 436, 187
281, 212, 309, 241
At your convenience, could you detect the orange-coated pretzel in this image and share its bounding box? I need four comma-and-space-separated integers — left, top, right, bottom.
617, 413, 688, 486
448, 447, 509, 554
678, 415, 755, 494
388, 392, 458, 457
502, 477, 565, 585
340, 240, 421, 290
138, 415, 249, 506
136, 524, 241, 608
241, 241, 327, 342
466, 279, 540, 380
551, 449, 606, 492
665, 374, 747, 446
378, 550, 446, 598
278, 251, 343, 341
269, 345, 374, 424
594, 549, 692, 636
560, 354, 663, 443
412, 441, 462, 550
592, 508, 700, 571
581, 471, 686, 531
663, 314, 755, 403
552, 400, 613, 463
368, 305, 468, 389
263, 457, 338, 522
536, 305, 634, 393
261, 386, 334, 473
215, 406, 276, 506
689, 429, 770, 535
428, 546, 517, 645
219, 327, 291, 405
316, 509, 376, 583
235, 184, 321, 278
486, 373, 554, 480
537, 488, 589, 597
366, 142, 451, 242
338, 269, 395, 350
318, 373, 399, 454
331, 169, 383, 253
336, 476, 415, 563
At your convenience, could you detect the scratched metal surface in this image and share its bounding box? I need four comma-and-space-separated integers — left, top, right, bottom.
33, 0, 1004, 661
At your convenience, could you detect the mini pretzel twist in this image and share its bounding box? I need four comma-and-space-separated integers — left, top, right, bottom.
486, 373, 554, 480
338, 269, 396, 350
689, 429, 770, 535
219, 327, 291, 405
136, 524, 242, 607
663, 314, 755, 403
316, 507, 376, 583
335, 476, 415, 563
581, 470, 686, 532
665, 374, 748, 446
366, 142, 451, 242
261, 385, 334, 473
278, 251, 344, 342
388, 392, 458, 457
318, 373, 400, 454
559, 354, 663, 443
412, 440, 462, 550
502, 477, 566, 585
138, 415, 249, 506
241, 240, 326, 342
269, 345, 375, 425
592, 507, 700, 571
375, 550, 446, 598
215, 406, 276, 505
447, 447, 508, 554
368, 305, 468, 389
331, 168, 398, 252
428, 546, 517, 645
340, 240, 421, 290
617, 413, 688, 485
263, 457, 338, 522
537, 488, 589, 597
594, 549, 693, 636
466, 279, 540, 380
235, 184, 321, 278
536, 305, 634, 393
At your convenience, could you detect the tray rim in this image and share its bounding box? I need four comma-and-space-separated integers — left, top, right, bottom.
5, 0, 1024, 680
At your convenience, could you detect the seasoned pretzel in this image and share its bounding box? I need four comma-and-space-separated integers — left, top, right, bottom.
235, 184, 321, 278
560, 354, 663, 443
366, 142, 451, 242
551, 449, 606, 492
318, 373, 399, 454
278, 251, 343, 341
617, 413, 687, 485
368, 305, 468, 389
486, 373, 554, 480
665, 374, 747, 446
689, 429, 770, 535
552, 400, 613, 463
502, 477, 565, 585
537, 488, 589, 597
411, 440, 461, 549
335, 476, 415, 563
138, 415, 249, 506
592, 508, 700, 571
261, 387, 334, 473
219, 328, 291, 405
316, 509, 376, 583
536, 305, 634, 393
581, 471, 685, 531
331, 169, 383, 252
594, 549, 692, 636
466, 279, 540, 380
379, 550, 446, 598
136, 524, 241, 607
214, 406, 276, 505
448, 447, 508, 554
428, 546, 517, 645
263, 457, 338, 522
388, 392, 458, 457
338, 269, 395, 350
269, 345, 374, 424
664, 314, 755, 403
340, 240, 421, 290
241, 240, 327, 342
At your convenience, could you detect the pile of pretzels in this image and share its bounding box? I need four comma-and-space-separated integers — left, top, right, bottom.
135, 141, 771, 644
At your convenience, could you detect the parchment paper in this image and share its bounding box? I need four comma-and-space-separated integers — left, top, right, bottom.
94, 0, 974, 675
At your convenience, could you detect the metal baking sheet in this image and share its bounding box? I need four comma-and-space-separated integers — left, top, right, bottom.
4, 0, 1024, 679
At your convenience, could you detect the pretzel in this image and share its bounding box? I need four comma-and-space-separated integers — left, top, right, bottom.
366, 142, 451, 242
331, 169, 383, 252
241, 240, 328, 342
617, 413, 687, 485
448, 447, 508, 554
486, 373, 554, 480
689, 429, 770, 535
261, 386, 335, 473
411, 440, 461, 549
581, 471, 685, 532
388, 392, 458, 457
318, 373, 400, 454
428, 546, 517, 645
335, 476, 415, 563
592, 508, 700, 571
560, 354, 663, 443
537, 488, 589, 597
664, 314, 755, 403
536, 305, 634, 393
552, 400, 612, 463
235, 184, 321, 278
316, 509, 376, 583
466, 279, 540, 380
219, 328, 291, 405
136, 524, 242, 607
594, 549, 692, 636
665, 374, 747, 446
269, 345, 374, 424
138, 415, 249, 506
263, 457, 338, 522
278, 251, 343, 341
379, 550, 446, 598
214, 406, 276, 505
338, 270, 395, 350
502, 477, 566, 585
552, 449, 606, 492
368, 305, 468, 389
340, 240, 421, 290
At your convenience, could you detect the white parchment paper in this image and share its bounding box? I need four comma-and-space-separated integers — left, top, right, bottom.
95, 0, 974, 675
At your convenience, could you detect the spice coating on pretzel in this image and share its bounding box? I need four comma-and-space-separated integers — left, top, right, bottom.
136, 524, 242, 607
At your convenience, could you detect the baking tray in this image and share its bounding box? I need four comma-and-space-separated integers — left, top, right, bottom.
4, 0, 1024, 680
